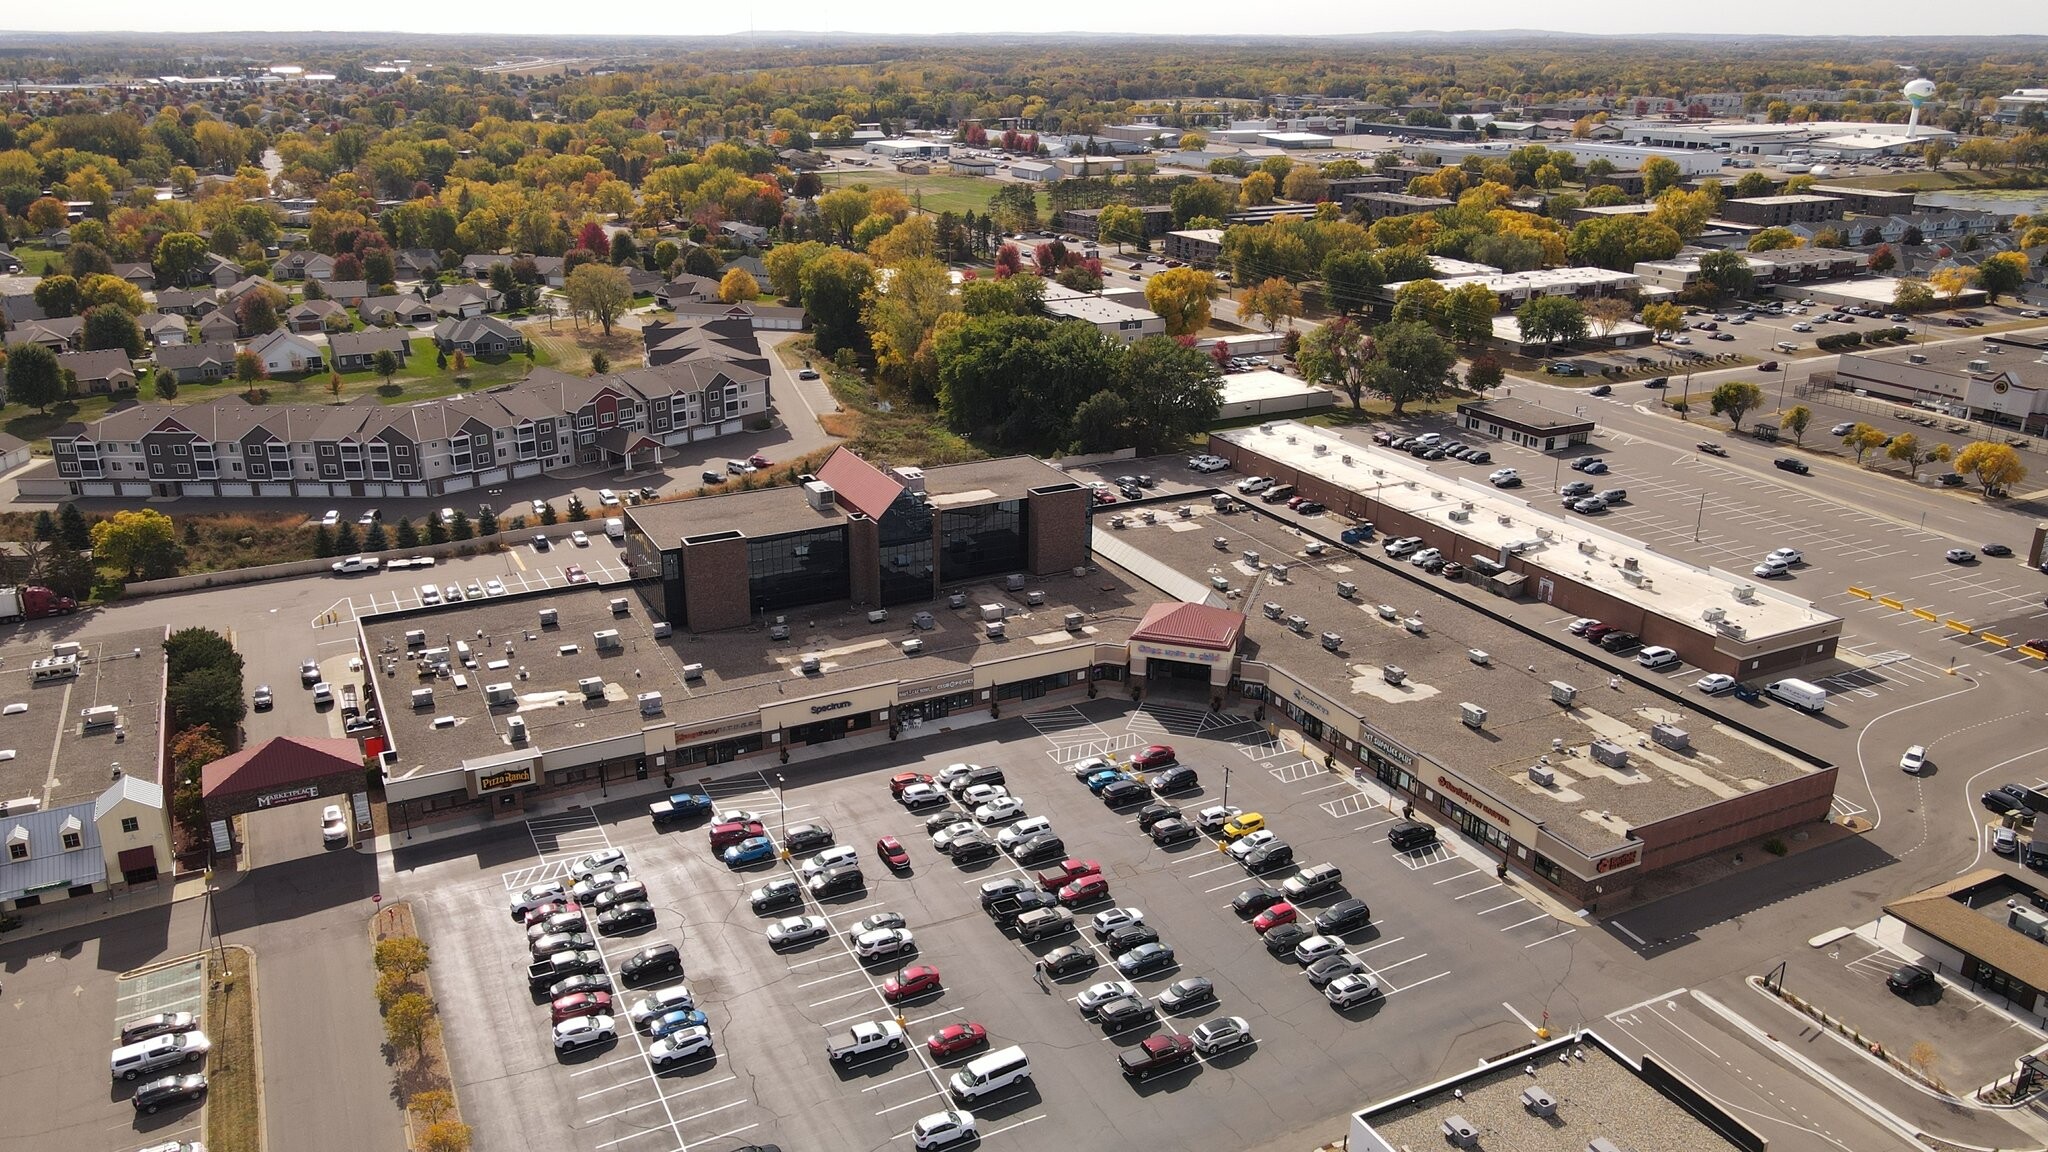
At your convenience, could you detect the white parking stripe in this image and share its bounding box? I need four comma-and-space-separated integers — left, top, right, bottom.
1500, 912, 1552, 931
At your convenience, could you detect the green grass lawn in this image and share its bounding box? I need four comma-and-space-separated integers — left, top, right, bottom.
7, 243, 65, 275
821, 170, 1049, 218
1816, 167, 2048, 193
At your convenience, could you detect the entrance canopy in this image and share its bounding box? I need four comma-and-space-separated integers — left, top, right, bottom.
1130, 601, 1245, 653
202, 736, 366, 819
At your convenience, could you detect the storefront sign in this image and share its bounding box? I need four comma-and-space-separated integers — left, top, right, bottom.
1289, 687, 1331, 717
1595, 848, 1641, 873
672, 718, 755, 745
1435, 772, 1513, 830
899, 674, 974, 702
255, 784, 320, 809
1363, 725, 1413, 767
1132, 641, 1224, 665
809, 699, 853, 716
478, 766, 534, 793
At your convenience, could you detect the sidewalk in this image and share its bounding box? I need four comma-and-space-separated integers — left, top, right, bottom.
0, 858, 242, 945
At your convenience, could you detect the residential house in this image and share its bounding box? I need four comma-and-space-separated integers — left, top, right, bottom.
220, 275, 286, 308
286, 299, 348, 334
38, 228, 71, 248
657, 274, 722, 307
622, 266, 665, 297
196, 311, 241, 343
0, 247, 22, 274
151, 288, 216, 317
245, 329, 325, 376
58, 349, 138, 393
431, 284, 500, 318
432, 315, 524, 355
155, 341, 239, 383
666, 301, 805, 331
1039, 283, 1166, 344
329, 329, 414, 373
137, 312, 190, 347
8, 317, 83, 353
111, 262, 156, 291
271, 251, 337, 281
458, 253, 515, 279
717, 222, 769, 248
641, 317, 771, 374
0, 433, 30, 473
358, 293, 435, 327
200, 253, 242, 288
1, 293, 46, 332
323, 280, 371, 307
526, 256, 566, 287
393, 249, 440, 280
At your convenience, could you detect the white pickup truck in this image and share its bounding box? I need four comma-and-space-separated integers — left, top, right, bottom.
825, 1019, 905, 1063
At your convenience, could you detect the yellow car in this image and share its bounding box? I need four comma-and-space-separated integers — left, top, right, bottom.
1220, 812, 1265, 841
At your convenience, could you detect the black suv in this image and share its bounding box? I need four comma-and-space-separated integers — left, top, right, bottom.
1773, 457, 1810, 475
133, 1073, 208, 1114
810, 865, 866, 897
1011, 832, 1066, 865
1100, 779, 1150, 807
1314, 898, 1373, 935
620, 942, 683, 985
1233, 887, 1284, 916
1243, 842, 1295, 872
782, 823, 834, 853
1149, 766, 1198, 794
950, 837, 999, 865
1135, 803, 1180, 832
1598, 631, 1641, 653
1149, 818, 1198, 846
1106, 923, 1162, 952
995, 889, 1061, 929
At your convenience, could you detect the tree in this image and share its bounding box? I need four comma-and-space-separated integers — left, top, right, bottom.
237, 291, 280, 336
1169, 180, 1233, 227
1695, 249, 1755, 302
420, 1121, 474, 1152
763, 240, 828, 301
1237, 170, 1276, 207
395, 517, 419, 548
1069, 391, 1131, 453
718, 267, 759, 303
384, 991, 435, 1057
799, 249, 876, 355
564, 264, 632, 337
453, 510, 476, 540
1747, 227, 1800, 253
1368, 320, 1457, 416
1642, 156, 1682, 197
1095, 204, 1144, 252
1144, 267, 1217, 337
1443, 282, 1498, 346
590, 351, 610, 376
1954, 441, 2027, 496
1709, 381, 1766, 431
1584, 297, 1633, 339
154, 231, 208, 286
1977, 251, 2030, 302
1780, 405, 1812, 445
1733, 172, 1775, 199
365, 522, 389, 551
1117, 336, 1224, 454
861, 257, 958, 400
375, 937, 432, 981
81, 304, 144, 358
234, 350, 268, 394
334, 522, 360, 554
168, 666, 243, 734
1466, 352, 1504, 393
1886, 432, 1926, 474
373, 349, 400, 385
1843, 422, 1888, 463
1297, 316, 1375, 408
57, 503, 90, 550
1390, 279, 1448, 328
1893, 278, 1936, 313
1568, 216, 1682, 271
1868, 244, 1897, 274
1515, 296, 1588, 352
5, 342, 64, 412
1640, 301, 1685, 338
1320, 250, 1384, 316
1238, 277, 1302, 333
33, 274, 81, 318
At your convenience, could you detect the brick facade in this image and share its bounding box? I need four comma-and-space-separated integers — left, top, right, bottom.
680, 534, 750, 631
1027, 485, 1093, 574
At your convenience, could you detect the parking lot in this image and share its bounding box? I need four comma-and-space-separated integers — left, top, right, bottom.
400, 694, 1633, 1152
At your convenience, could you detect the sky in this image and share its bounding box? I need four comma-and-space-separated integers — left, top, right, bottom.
5, 0, 2039, 38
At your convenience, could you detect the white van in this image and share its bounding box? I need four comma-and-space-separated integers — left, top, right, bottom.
1765, 678, 1828, 712
110, 1030, 210, 1080
1636, 646, 1679, 670
604, 517, 626, 540
949, 1045, 1031, 1100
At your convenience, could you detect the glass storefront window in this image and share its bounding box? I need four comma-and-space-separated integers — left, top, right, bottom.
878, 491, 935, 606
747, 526, 850, 613
939, 499, 1028, 583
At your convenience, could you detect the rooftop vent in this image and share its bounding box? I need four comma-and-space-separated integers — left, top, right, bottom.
1442, 1116, 1478, 1148
1522, 1085, 1558, 1117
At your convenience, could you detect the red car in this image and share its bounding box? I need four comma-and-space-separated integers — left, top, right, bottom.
889, 772, 933, 797
1093, 489, 1117, 505
523, 900, 581, 927
1130, 744, 1176, 770
927, 1021, 987, 1056
1057, 874, 1109, 907
1036, 858, 1104, 891
877, 836, 911, 870
565, 564, 589, 584
883, 964, 942, 1002
550, 990, 613, 1023
748, 454, 772, 469
710, 820, 766, 849
1251, 901, 1297, 934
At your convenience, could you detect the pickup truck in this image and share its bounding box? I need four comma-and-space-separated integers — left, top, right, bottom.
649, 792, 715, 825
528, 949, 605, 993
825, 1019, 905, 1064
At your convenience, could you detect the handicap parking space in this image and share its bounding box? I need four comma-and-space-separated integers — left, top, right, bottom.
114, 956, 208, 1035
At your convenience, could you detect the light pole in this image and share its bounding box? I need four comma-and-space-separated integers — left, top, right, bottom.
776, 773, 787, 835
1221, 759, 1231, 811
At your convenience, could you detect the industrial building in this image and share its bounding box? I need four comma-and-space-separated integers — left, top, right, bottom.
1826, 341, 2048, 433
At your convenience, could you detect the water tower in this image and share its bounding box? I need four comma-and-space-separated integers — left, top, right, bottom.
1904, 79, 1937, 138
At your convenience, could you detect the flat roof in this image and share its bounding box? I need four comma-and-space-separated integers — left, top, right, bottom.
1219, 369, 1332, 406
367, 570, 1143, 775
1384, 267, 1639, 295
1731, 194, 1842, 206
1457, 396, 1596, 434
1109, 503, 1813, 858
0, 628, 166, 810
1490, 315, 1650, 345
1353, 1028, 1754, 1152
1216, 422, 1839, 651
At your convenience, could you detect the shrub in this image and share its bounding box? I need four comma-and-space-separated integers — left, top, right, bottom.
420, 1120, 474, 1152
1763, 837, 1788, 856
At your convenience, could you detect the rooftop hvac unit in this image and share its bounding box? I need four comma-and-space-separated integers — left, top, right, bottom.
1026, 591, 1045, 606
886, 465, 926, 493
1321, 632, 1343, 651
1578, 540, 1598, 555
593, 629, 623, 651
1211, 576, 1231, 590
51, 641, 81, 660
1263, 602, 1285, 619
1336, 582, 1357, 599
803, 480, 838, 510
411, 687, 434, 709
1209, 495, 1232, 512
1214, 536, 1230, 550
867, 609, 889, 624
1461, 703, 1487, 729
507, 715, 527, 744
949, 593, 968, 609
484, 682, 515, 705
1404, 616, 1425, 634
557, 644, 579, 656
1270, 563, 1290, 581
1242, 550, 1263, 568
1448, 507, 1470, 522
1287, 614, 1309, 633
1651, 724, 1690, 750
1468, 649, 1491, 666
1312, 442, 1328, 454
1383, 665, 1406, 686
1550, 681, 1578, 706
1006, 574, 1027, 591
1588, 1139, 1628, 1152
682, 663, 704, 682
537, 608, 558, 628
985, 620, 1006, 639
432, 715, 455, 729
1623, 556, 1639, 570
1304, 542, 1326, 556
980, 603, 1006, 622
652, 622, 672, 639
1908, 353, 1927, 363
1522, 1086, 1558, 1117
1377, 604, 1399, 621
2010, 905, 2048, 943
1064, 612, 1084, 631
1590, 740, 1630, 768
769, 624, 791, 641
1177, 505, 1194, 519
902, 638, 923, 655
637, 691, 664, 716
1702, 606, 1726, 624
609, 598, 630, 616
1968, 359, 1990, 372
1724, 623, 1748, 640
1620, 566, 1646, 585
1341, 453, 1352, 465
579, 677, 605, 698
912, 612, 936, 631
1535, 527, 1553, 540
1529, 764, 1557, 787
1733, 584, 1756, 601
1442, 1116, 1479, 1148
80, 704, 119, 728
799, 654, 822, 674
405, 629, 427, 648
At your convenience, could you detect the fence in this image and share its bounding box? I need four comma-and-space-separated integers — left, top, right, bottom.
1799, 374, 2041, 456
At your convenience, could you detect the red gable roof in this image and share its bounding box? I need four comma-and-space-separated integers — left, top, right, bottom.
202, 735, 365, 799
1130, 601, 1245, 652
816, 447, 905, 521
